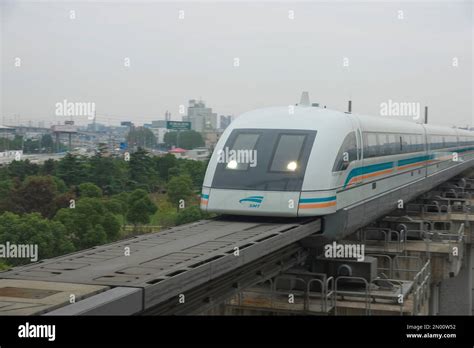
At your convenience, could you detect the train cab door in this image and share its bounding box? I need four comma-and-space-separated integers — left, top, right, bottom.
350, 116, 364, 184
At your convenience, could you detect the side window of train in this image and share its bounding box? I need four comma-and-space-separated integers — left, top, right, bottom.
378, 133, 389, 156
364, 133, 378, 158
332, 132, 357, 172
387, 134, 397, 155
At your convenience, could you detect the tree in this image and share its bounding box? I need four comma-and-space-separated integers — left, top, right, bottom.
126, 189, 157, 226
175, 206, 202, 225
128, 148, 158, 191
56, 153, 87, 186
10, 176, 60, 218
173, 158, 207, 188
0, 212, 74, 265
41, 159, 56, 176
126, 198, 157, 226
78, 182, 103, 198
54, 197, 122, 249
164, 130, 204, 149
167, 175, 194, 210
7, 160, 39, 181
126, 127, 156, 149
153, 154, 178, 181
88, 154, 127, 194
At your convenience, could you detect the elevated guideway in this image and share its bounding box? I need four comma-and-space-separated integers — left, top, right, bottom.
0, 216, 321, 315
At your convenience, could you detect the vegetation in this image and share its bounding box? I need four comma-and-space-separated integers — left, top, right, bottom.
164, 130, 205, 149
126, 127, 156, 149
0, 134, 61, 153
0, 147, 210, 266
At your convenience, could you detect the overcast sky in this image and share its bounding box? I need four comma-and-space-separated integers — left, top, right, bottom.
1, 1, 472, 127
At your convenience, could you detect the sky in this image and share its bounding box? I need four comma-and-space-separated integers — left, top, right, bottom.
1, 0, 473, 127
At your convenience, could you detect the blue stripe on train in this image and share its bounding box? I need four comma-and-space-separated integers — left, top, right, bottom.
299, 196, 336, 203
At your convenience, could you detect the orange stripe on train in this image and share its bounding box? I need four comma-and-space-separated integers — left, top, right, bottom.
299, 201, 337, 209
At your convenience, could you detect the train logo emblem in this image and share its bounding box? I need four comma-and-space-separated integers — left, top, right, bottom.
239, 196, 264, 208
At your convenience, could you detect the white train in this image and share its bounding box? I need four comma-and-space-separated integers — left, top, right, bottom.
201, 101, 474, 238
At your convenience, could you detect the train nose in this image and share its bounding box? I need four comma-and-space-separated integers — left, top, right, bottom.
204, 189, 300, 217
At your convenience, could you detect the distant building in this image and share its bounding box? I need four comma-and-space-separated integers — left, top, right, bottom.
185, 147, 210, 161
202, 130, 223, 149
86, 122, 107, 133
168, 147, 187, 158
150, 116, 170, 144
219, 115, 233, 130
183, 99, 218, 132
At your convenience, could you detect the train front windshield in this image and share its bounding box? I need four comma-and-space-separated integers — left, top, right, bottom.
212, 129, 316, 191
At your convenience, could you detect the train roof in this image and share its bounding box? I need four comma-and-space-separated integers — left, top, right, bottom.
231, 106, 474, 137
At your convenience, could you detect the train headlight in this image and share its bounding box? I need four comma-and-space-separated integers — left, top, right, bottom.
227, 160, 238, 169
287, 161, 297, 171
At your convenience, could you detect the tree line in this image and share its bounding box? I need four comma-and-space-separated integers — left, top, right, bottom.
0, 148, 209, 268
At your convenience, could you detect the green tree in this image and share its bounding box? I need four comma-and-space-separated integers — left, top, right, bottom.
126, 127, 156, 149
153, 154, 178, 181
56, 153, 87, 186
164, 130, 204, 149
167, 175, 194, 210
0, 212, 74, 265
7, 160, 39, 181
126, 189, 157, 226
10, 176, 60, 218
175, 206, 202, 225
88, 154, 127, 194
128, 148, 158, 191
78, 182, 103, 198
126, 198, 157, 226
54, 198, 122, 249
41, 159, 56, 176
173, 159, 207, 188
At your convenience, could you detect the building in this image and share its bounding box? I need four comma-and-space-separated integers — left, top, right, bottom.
202, 130, 223, 149
185, 147, 210, 161
219, 115, 233, 130
168, 147, 187, 158
150, 119, 169, 144
183, 99, 218, 132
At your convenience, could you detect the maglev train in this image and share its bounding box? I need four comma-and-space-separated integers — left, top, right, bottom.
201, 102, 474, 238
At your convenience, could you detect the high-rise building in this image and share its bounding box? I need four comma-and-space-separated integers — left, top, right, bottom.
219, 115, 233, 130
182, 99, 218, 132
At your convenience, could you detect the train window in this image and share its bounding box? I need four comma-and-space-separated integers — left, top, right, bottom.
401, 135, 409, 153
417, 135, 424, 151
269, 134, 306, 172
364, 133, 378, 158
378, 133, 389, 156
225, 133, 260, 170
387, 134, 397, 155
332, 132, 357, 172
408, 135, 414, 152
